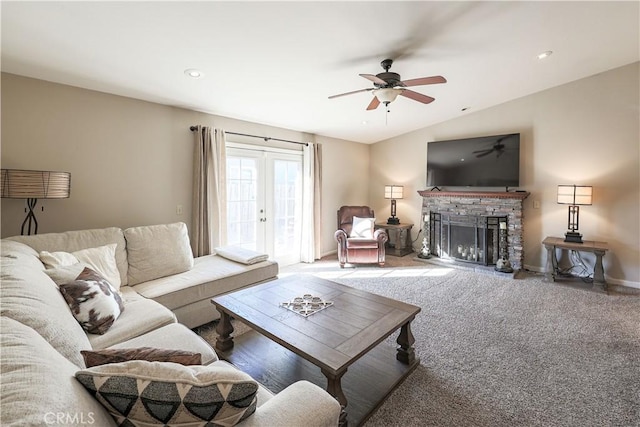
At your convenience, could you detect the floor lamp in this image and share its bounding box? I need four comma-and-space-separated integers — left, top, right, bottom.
1, 169, 71, 235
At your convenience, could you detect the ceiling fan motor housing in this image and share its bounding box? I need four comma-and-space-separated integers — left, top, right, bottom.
374, 72, 402, 88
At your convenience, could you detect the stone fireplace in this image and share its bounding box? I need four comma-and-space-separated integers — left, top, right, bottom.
417, 191, 529, 270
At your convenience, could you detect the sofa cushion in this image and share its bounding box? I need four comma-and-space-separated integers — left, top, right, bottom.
1, 239, 45, 271
88, 286, 176, 349
40, 243, 122, 291
0, 261, 92, 368
124, 222, 194, 285
109, 323, 218, 365
0, 317, 116, 427
59, 267, 125, 335
7, 227, 129, 286
76, 360, 258, 426
131, 254, 278, 314
81, 347, 202, 367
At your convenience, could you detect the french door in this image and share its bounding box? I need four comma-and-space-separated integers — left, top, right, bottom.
226, 144, 303, 267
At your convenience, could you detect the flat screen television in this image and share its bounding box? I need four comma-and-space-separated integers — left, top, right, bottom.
426, 133, 520, 188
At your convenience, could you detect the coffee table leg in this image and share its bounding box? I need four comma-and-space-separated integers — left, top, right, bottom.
322, 368, 348, 427
215, 310, 234, 352
396, 319, 416, 365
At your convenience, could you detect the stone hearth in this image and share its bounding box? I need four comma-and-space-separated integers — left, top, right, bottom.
418, 191, 529, 271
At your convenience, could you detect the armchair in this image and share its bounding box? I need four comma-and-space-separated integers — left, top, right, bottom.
334, 206, 388, 268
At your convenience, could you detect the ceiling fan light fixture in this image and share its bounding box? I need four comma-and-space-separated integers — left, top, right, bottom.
374, 88, 403, 104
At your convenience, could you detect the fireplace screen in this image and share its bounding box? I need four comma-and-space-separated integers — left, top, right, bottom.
429, 213, 506, 266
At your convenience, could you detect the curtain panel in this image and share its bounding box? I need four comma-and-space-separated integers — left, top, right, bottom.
191, 126, 227, 256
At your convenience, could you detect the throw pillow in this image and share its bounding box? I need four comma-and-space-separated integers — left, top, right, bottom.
81, 347, 202, 368
75, 360, 258, 426
40, 243, 122, 292
350, 216, 375, 238
59, 267, 125, 335
44, 262, 88, 288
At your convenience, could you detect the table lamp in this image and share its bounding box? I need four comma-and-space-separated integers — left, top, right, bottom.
557, 184, 592, 243
384, 185, 403, 225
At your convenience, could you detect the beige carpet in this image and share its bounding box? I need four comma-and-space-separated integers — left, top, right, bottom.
198, 255, 640, 427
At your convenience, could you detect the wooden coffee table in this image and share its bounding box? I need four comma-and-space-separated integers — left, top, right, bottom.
211, 275, 421, 426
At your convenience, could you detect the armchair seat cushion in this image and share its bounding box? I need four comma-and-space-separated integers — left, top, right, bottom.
346, 238, 379, 249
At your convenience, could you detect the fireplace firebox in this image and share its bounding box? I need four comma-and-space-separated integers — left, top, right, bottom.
429, 213, 508, 266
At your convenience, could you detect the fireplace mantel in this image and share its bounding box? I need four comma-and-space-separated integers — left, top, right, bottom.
417, 190, 529, 200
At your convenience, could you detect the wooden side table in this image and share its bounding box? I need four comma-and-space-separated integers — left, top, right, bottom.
375, 223, 414, 257
542, 236, 609, 291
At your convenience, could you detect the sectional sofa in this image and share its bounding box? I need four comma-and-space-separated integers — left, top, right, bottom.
0, 222, 341, 426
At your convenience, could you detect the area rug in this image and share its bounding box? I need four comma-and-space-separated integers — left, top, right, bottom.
199, 266, 640, 427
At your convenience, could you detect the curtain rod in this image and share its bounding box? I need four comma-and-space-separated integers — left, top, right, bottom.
189, 126, 307, 146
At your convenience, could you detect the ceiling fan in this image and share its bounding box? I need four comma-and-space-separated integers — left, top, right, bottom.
328, 59, 447, 110
473, 137, 508, 158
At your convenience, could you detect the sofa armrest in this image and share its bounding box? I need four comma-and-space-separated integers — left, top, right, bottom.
238, 380, 341, 427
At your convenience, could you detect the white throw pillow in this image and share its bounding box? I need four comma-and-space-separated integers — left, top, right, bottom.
350, 216, 375, 238
39, 244, 121, 291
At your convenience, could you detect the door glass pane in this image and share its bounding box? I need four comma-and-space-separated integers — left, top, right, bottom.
227, 156, 258, 250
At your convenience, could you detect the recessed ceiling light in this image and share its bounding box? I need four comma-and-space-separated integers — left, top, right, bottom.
184, 69, 203, 78
362, 120, 368, 125
461, 107, 470, 112
537, 51, 553, 60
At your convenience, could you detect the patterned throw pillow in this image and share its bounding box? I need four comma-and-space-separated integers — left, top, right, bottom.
81, 347, 202, 368
75, 360, 258, 426
59, 267, 124, 334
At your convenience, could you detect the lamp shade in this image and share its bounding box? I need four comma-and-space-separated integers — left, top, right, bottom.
384, 185, 404, 199
1, 169, 71, 199
557, 185, 592, 205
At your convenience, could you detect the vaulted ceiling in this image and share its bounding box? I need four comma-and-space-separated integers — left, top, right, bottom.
2, 1, 638, 144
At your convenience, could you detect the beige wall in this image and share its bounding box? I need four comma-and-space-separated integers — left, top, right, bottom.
0, 73, 368, 256
370, 62, 640, 286
3, 63, 638, 286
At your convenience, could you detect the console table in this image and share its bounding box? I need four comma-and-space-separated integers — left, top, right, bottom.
375, 223, 414, 257
542, 236, 609, 291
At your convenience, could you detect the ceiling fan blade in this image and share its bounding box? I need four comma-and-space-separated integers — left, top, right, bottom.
359, 73, 387, 85
328, 88, 373, 99
401, 76, 447, 87
399, 89, 435, 104
366, 97, 380, 111
473, 148, 493, 154
475, 150, 493, 158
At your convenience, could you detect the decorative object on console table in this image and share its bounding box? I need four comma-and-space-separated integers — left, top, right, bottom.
557, 185, 592, 243
0, 169, 71, 235
384, 185, 403, 225
375, 222, 414, 257
495, 217, 513, 273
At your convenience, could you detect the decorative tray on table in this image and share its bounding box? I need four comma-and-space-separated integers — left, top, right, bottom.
280, 294, 333, 317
